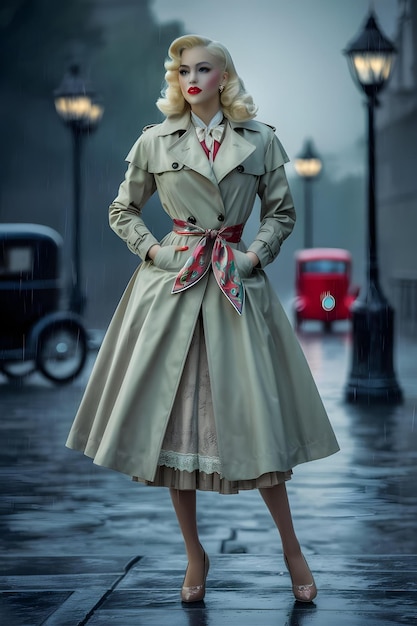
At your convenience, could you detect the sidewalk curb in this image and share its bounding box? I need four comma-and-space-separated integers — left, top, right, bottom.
44, 556, 142, 626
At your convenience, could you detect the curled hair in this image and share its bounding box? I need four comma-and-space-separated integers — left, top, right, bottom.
156, 35, 257, 121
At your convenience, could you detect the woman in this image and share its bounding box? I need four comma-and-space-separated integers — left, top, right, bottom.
66, 34, 339, 604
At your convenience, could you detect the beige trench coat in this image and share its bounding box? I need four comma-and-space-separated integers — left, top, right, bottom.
66, 112, 339, 481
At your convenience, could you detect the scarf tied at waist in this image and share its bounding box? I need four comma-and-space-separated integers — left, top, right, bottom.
172, 219, 245, 315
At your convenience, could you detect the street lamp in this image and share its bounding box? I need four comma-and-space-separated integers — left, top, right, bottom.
343, 11, 402, 403
54, 64, 103, 314
294, 139, 322, 249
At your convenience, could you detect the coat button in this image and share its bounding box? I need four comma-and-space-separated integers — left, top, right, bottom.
237, 165, 245, 173
172, 162, 179, 169
187, 216, 197, 224
217, 214, 225, 222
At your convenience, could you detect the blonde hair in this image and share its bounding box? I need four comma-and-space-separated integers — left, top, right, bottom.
156, 35, 257, 121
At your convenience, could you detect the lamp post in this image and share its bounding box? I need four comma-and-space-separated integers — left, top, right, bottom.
54, 64, 103, 314
343, 11, 402, 403
294, 139, 322, 249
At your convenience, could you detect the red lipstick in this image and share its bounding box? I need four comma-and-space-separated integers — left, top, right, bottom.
188, 87, 202, 95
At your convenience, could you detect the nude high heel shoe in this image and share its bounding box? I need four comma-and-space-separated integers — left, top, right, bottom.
181, 551, 210, 603
284, 554, 317, 603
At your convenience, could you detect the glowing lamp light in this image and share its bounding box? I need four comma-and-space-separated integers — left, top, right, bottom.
54, 64, 104, 132
294, 139, 322, 179
344, 13, 396, 97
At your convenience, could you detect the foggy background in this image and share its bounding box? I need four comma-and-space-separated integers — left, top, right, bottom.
0, 0, 398, 327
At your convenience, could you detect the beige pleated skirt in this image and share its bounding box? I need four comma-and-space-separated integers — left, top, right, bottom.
133, 316, 292, 494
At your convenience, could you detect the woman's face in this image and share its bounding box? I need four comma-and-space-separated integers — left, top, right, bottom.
178, 46, 227, 116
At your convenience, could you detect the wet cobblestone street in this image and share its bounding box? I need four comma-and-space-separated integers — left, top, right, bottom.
1, 324, 416, 624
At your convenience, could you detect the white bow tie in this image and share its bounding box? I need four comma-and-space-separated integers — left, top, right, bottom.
195, 124, 225, 152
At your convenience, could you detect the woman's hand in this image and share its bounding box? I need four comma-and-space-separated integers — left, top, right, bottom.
147, 244, 188, 261
245, 251, 260, 267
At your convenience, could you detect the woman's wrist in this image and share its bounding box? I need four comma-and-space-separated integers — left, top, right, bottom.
147, 244, 161, 261
246, 251, 260, 268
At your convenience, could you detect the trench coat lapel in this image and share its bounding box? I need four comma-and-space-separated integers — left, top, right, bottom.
158, 113, 256, 186
168, 128, 217, 184
212, 122, 256, 183
157, 113, 217, 184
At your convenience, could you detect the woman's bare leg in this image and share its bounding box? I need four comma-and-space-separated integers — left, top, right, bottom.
170, 489, 205, 587
259, 483, 313, 585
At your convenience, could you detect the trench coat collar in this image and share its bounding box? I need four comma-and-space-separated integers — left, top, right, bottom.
157, 112, 257, 184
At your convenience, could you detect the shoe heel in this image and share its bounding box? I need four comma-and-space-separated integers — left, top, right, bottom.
284, 554, 317, 603
181, 551, 210, 603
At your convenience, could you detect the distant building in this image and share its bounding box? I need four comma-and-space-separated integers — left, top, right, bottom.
377, 0, 417, 333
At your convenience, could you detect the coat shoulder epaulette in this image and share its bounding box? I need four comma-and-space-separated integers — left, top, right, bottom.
233, 119, 277, 134
142, 123, 157, 133
254, 121, 276, 132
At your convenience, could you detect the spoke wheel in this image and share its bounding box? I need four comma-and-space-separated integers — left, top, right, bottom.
36, 321, 87, 384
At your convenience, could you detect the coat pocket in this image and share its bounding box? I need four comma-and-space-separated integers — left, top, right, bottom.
153, 245, 187, 272
233, 249, 254, 279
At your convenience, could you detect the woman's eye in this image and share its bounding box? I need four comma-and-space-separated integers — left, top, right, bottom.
199, 67, 210, 73
179, 69, 188, 76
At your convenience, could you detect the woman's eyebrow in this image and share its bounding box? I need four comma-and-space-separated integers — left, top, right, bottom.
179, 62, 213, 70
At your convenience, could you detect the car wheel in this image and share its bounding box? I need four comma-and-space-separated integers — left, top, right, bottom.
36, 320, 88, 384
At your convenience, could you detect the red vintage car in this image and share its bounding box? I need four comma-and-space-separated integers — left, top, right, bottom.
293, 248, 359, 331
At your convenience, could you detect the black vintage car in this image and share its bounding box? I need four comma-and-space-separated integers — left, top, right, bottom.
0, 224, 88, 383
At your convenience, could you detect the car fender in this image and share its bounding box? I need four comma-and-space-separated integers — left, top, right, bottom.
27, 312, 87, 353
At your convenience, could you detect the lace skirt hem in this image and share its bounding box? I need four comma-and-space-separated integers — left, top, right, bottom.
133, 466, 292, 495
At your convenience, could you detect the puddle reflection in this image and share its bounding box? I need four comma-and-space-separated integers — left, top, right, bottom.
285, 600, 317, 625
182, 601, 209, 626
